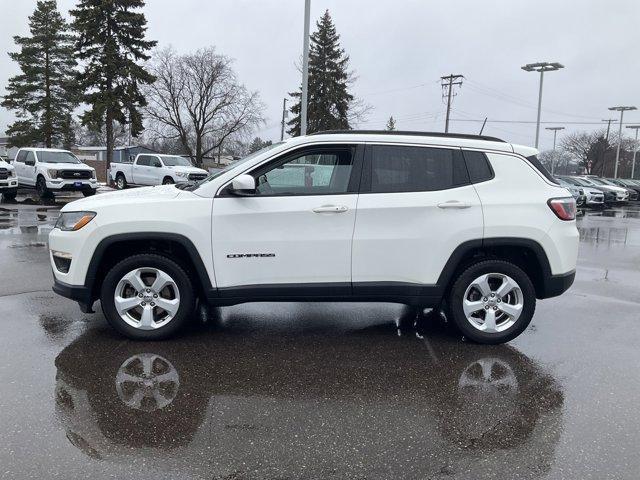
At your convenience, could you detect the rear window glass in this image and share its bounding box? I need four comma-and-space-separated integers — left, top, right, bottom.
526, 155, 559, 184
462, 150, 494, 183
369, 145, 468, 193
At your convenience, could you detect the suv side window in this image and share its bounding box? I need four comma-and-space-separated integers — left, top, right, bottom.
251, 147, 355, 196
15, 150, 27, 163
137, 156, 150, 166
367, 145, 468, 193
462, 150, 494, 183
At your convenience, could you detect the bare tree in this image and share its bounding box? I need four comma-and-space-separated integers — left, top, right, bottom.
144, 46, 265, 166
560, 131, 600, 173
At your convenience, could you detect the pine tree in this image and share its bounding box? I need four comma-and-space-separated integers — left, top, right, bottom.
2, 1, 78, 148
386, 116, 396, 131
71, 0, 156, 168
288, 10, 354, 136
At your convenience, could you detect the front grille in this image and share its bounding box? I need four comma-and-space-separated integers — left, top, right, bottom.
188, 173, 207, 181
0, 168, 8, 180
59, 170, 91, 180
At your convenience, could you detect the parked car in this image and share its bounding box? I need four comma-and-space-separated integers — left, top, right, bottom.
577, 176, 629, 203
109, 154, 208, 189
555, 177, 586, 207
49, 131, 579, 344
13, 148, 98, 198
606, 178, 640, 200
0, 157, 18, 200
558, 176, 605, 207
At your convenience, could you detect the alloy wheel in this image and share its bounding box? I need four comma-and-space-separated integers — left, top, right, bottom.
462, 273, 524, 333
114, 267, 180, 330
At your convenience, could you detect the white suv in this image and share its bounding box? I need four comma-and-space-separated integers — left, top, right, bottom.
49, 131, 579, 344
14, 148, 98, 198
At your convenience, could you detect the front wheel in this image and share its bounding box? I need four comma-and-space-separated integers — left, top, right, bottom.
2, 190, 17, 201
162, 177, 175, 185
100, 254, 195, 340
447, 260, 536, 344
36, 176, 51, 199
82, 189, 96, 197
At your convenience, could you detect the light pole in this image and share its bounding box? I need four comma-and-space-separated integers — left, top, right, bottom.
626, 125, 640, 179
608, 106, 637, 178
545, 126, 565, 174
600, 118, 616, 176
521, 62, 564, 148
300, 0, 311, 136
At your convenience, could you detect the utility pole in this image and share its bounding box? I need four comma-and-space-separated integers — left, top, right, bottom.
545, 126, 565, 174
608, 106, 637, 178
300, 0, 311, 136
601, 118, 616, 176
280, 98, 288, 141
626, 125, 640, 179
521, 62, 564, 148
441, 74, 463, 133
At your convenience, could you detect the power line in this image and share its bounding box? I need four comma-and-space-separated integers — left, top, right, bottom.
449, 118, 639, 125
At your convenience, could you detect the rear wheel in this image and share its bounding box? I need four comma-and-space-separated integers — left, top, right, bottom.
100, 254, 195, 340
115, 174, 127, 190
447, 260, 536, 344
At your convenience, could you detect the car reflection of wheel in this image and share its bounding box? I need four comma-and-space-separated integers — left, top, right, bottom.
115, 353, 180, 412
458, 357, 519, 400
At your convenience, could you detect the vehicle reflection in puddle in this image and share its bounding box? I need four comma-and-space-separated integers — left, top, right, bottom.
0, 206, 59, 238
54, 322, 564, 478
576, 206, 640, 247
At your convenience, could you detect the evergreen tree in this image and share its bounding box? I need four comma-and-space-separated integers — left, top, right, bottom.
2, 1, 77, 148
288, 10, 354, 136
71, 0, 156, 168
386, 116, 396, 131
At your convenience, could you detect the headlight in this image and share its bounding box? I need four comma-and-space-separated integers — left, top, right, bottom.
48, 169, 58, 179
54, 212, 96, 231
91, 169, 96, 179
176, 172, 187, 177
9, 169, 16, 177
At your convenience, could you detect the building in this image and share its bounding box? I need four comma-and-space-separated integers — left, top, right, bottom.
71, 145, 157, 163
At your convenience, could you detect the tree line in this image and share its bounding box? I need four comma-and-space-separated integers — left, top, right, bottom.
2, 2, 366, 169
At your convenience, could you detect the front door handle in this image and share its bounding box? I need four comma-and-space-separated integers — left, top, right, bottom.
437, 201, 471, 209
313, 205, 349, 213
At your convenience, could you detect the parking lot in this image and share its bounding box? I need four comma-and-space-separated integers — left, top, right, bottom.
1, 191, 639, 480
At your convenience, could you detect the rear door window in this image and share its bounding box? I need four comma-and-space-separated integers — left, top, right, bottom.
366, 145, 468, 193
136, 156, 150, 166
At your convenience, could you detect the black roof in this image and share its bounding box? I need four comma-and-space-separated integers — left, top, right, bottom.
308, 130, 506, 143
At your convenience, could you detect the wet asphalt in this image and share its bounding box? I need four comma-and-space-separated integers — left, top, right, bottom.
1, 192, 639, 480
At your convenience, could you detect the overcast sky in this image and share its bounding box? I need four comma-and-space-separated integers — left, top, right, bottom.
1, 0, 639, 151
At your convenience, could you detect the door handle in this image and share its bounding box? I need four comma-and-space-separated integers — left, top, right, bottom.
313, 205, 349, 213
437, 201, 471, 209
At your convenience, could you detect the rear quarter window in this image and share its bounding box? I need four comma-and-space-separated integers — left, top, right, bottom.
525, 155, 559, 185
462, 150, 494, 183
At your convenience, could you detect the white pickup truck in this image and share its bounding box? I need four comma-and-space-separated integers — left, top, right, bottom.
109, 154, 209, 190
14, 148, 98, 198
0, 158, 18, 200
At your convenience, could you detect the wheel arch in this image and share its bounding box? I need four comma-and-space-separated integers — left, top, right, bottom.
438, 238, 553, 299
86, 233, 214, 303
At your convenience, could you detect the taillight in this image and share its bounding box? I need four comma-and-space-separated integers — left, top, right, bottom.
548, 197, 576, 221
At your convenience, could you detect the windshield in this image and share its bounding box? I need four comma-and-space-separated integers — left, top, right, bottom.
161, 156, 193, 167
585, 177, 606, 186
182, 142, 284, 191
37, 151, 80, 164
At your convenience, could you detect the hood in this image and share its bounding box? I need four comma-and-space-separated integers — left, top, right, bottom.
61, 185, 182, 212
0, 160, 14, 170
165, 165, 208, 174
40, 162, 94, 171
592, 184, 625, 194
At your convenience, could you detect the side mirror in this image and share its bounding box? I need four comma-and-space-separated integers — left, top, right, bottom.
228, 174, 256, 196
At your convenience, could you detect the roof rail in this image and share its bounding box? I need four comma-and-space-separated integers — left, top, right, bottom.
308, 129, 506, 143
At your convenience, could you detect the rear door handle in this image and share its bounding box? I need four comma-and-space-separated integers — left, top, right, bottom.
437, 201, 471, 209
313, 205, 349, 213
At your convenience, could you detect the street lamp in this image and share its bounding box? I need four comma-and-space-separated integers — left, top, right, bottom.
300, 0, 311, 136
608, 106, 637, 178
545, 126, 565, 174
626, 125, 640, 179
521, 62, 565, 148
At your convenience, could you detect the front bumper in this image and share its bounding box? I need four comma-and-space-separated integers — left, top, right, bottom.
46, 179, 98, 191
0, 179, 18, 190
52, 276, 94, 313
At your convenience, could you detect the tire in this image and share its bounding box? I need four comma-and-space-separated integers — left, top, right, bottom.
36, 176, 51, 199
2, 191, 17, 201
447, 260, 536, 345
115, 174, 127, 190
162, 177, 175, 185
82, 189, 96, 197
100, 254, 195, 340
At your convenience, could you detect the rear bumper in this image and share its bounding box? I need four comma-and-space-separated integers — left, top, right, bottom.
539, 270, 575, 299
52, 277, 95, 313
